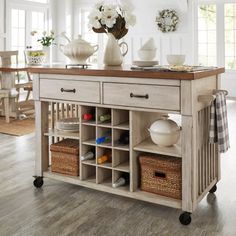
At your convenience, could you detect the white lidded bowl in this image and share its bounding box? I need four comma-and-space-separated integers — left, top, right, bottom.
148, 117, 181, 147
167, 54, 186, 66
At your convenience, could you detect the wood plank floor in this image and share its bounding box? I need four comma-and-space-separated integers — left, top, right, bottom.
0, 101, 236, 236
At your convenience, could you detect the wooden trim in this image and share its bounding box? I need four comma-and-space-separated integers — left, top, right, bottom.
35, 101, 49, 176
27, 66, 225, 81
0, 65, 225, 81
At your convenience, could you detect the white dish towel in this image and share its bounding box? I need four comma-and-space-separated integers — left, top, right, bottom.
209, 91, 230, 153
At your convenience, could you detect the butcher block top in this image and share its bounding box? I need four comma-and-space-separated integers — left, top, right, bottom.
0, 64, 225, 80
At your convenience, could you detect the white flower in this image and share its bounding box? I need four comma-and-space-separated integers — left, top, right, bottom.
101, 7, 118, 28
50, 30, 55, 35
88, 9, 102, 29
124, 12, 136, 28
42, 31, 47, 36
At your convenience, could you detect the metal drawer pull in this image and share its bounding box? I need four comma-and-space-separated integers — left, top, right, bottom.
130, 93, 149, 99
61, 88, 76, 93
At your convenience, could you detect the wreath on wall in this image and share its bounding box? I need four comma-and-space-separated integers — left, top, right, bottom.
156, 9, 179, 33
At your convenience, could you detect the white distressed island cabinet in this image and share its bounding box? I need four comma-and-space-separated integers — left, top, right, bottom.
30, 65, 225, 225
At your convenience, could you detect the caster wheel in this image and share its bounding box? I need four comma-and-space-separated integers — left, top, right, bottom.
33, 177, 44, 188
179, 212, 191, 225
209, 185, 217, 193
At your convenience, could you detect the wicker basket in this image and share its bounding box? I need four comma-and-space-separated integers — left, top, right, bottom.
139, 154, 182, 199
25, 50, 45, 65
50, 139, 80, 176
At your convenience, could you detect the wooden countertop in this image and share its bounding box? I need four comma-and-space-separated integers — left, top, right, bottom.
0, 64, 225, 80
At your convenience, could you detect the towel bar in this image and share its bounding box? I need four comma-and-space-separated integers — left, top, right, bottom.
198, 90, 228, 103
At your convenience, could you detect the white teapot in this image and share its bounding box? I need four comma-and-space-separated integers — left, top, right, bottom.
60, 35, 99, 64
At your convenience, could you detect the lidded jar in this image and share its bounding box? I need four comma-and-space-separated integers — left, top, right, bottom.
148, 116, 181, 147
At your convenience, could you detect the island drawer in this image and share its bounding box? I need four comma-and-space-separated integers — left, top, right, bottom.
103, 83, 180, 111
40, 79, 100, 103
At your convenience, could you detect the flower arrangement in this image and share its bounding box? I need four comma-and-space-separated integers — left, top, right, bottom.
88, 1, 136, 40
156, 9, 179, 33
31, 30, 55, 47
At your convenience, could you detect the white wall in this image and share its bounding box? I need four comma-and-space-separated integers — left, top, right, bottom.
0, 0, 6, 50
53, 0, 74, 62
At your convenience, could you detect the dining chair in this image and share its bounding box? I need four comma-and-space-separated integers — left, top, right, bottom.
0, 50, 34, 122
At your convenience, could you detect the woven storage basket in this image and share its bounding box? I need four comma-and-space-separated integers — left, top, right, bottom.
139, 155, 182, 199
50, 139, 80, 176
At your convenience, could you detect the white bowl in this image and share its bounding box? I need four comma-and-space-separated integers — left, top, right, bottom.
149, 130, 180, 147
138, 49, 156, 61
167, 55, 186, 66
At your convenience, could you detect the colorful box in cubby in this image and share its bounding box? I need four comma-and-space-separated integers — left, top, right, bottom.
50, 139, 80, 176
139, 154, 182, 199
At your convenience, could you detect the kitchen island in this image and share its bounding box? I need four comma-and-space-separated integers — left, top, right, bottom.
29, 64, 225, 225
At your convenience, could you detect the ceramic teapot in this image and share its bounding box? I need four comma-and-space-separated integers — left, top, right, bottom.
60, 35, 99, 64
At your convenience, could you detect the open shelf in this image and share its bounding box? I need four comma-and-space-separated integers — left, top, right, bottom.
97, 121, 112, 128
85, 175, 96, 184
113, 162, 130, 172
113, 121, 130, 130
82, 121, 97, 126
97, 168, 112, 187
113, 143, 130, 151
82, 159, 96, 166
45, 128, 80, 140
134, 137, 181, 158
113, 150, 130, 172
97, 162, 113, 169
83, 139, 96, 146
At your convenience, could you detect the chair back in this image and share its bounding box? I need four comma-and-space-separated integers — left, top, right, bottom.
0, 51, 19, 66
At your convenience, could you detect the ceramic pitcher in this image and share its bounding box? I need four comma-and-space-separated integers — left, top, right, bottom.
103, 33, 128, 66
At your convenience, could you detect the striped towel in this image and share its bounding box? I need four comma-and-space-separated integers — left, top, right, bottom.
209, 92, 230, 153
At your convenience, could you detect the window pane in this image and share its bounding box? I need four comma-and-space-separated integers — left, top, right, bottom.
225, 44, 234, 57
225, 3, 236, 69
198, 4, 217, 66
18, 10, 25, 28
31, 11, 46, 48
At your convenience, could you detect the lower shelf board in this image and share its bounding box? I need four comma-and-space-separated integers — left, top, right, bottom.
134, 137, 181, 158
44, 129, 80, 140
43, 171, 182, 209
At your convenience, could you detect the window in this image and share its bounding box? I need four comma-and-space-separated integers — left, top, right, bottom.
11, 9, 26, 53
196, 1, 236, 70
198, 5, 217, 66
31, 11, 46, 48
225, 3, 236, 69
6, 0, 49, 62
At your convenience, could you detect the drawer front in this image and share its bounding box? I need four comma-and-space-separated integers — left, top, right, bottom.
103, 83, 180, 110
40, 79, 100, 103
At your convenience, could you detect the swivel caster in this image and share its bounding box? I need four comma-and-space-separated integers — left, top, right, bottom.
33, 177, 44, 188
179, 212, 191, 225
209, 185, 217, 194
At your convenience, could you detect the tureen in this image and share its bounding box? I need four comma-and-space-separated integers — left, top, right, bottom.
148, 116, 181, 147
60, 35, 99, 64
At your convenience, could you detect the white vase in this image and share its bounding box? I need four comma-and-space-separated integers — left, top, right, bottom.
103, 33, 128, 66
43, 46, 52, 64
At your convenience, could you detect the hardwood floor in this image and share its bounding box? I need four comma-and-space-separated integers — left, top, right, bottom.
0, 101, 236, 236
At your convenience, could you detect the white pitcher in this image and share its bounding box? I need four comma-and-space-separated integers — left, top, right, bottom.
103, 33, 128, 66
